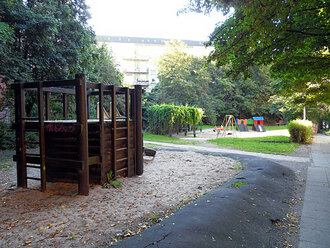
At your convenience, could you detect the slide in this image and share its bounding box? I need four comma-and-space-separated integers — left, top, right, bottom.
258, 124, 266, 132
238, 124, 244, 132
243, 124, 249, 132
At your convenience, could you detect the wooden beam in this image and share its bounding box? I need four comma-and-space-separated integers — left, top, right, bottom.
75, 73, 89, 196
37, 82, 46, 192
135, 85, 143, 175
126, 88, 132, 176
14, 80, 27, 188
111, 85, 117, 176
11, 79, 78, 89
45, 92, 50, 120
43, 87, 75, 95
63, 94, 68, 120
98, 84, 106, 183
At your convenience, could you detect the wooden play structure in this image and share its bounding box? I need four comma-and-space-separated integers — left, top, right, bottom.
11, 74, 143, 195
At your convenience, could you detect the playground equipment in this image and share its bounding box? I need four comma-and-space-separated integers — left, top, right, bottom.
214, 115, 239, 138
11, 74, 144, 195
213, 125, 224, 138
252, 117, 266, 132
236, 119, 248, 132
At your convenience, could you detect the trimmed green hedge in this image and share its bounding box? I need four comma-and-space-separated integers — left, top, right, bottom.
288, 119, 313, 144
147, 104, 203, 135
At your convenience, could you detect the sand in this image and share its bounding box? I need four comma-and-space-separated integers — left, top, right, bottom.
0, 150, 239, 247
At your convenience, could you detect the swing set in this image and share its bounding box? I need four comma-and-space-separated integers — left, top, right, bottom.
213, 115, 239, 138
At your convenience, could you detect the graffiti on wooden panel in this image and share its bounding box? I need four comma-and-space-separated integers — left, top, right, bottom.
45, 123, 77, 133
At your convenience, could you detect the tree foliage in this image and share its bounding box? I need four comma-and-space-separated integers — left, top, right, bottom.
0, 0, 122, 117
148, 40, 275, 124
0, 0, 95, 82
182, 0, 330, 105
147, 104, 203, 135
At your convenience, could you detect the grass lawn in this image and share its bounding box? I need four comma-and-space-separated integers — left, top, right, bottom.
199, 125, 215, 130
143, 133, 200, 145
208, 135, 298, 155
264, 125, 288, 131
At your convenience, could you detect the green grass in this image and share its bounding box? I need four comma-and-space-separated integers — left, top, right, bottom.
199, 125, 215, 130
264, 125, 288, 131
208, 135, 298, 155
231, 181, 248, 188
143, 133, 200, 145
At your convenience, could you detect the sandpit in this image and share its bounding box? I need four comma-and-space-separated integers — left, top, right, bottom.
0, 150, 239, 247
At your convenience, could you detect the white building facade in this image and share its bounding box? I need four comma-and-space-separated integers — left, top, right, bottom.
97, 36, 212, 91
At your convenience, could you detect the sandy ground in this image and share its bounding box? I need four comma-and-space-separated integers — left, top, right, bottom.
0, 150, 239, 247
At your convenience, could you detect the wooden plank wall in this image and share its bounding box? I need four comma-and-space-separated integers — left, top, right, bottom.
45, 120, 135, 184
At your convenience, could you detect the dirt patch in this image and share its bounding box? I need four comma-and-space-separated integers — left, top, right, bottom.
0, 150, 239, 247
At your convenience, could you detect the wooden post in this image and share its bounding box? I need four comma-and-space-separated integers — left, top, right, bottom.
37, 82, 46, 191
75, 73, 89, 196
111, 86, 117, 176
63, 94, 68, 119
98, 84, 106, 183
87, 94, 90, 119
14, 80, 27, 188
135, 85, 143, 175
45, 92, 50, 120
126, 88, 132, 176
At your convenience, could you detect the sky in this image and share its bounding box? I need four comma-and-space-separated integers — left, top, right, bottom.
85, 0, 229, 41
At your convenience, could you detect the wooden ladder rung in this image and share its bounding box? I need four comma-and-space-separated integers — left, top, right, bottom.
26, 176, 41, 181
116, 137, 127, 141
116, 147, 127, 152
116, 127, 128, 130
116, 167, 128, 173
26, 165, 41, 169
116, 157, 128, 162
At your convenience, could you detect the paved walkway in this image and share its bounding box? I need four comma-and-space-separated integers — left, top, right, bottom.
144, 141, 310, 162
299, 134, 330, 248
114, 149, 303, 248
114, 135, 329, 247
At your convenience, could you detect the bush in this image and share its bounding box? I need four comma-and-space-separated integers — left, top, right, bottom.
288, 119, 313, 144
147, 104, 203, 135
0, 122, 15, 150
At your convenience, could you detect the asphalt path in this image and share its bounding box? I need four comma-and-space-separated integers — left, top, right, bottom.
112, 149, 306, 248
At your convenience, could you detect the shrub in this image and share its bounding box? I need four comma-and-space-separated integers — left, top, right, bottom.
0, 122, 15, 150
288, 119, 313, 144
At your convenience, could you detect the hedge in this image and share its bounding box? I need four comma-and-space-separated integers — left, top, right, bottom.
288, 119, 313, 144
147, 104, 203, 135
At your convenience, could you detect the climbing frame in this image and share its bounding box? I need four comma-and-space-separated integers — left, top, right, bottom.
12, 74, 143, 195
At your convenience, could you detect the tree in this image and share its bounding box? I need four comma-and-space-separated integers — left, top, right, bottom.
0, 0, 122, 118
85, 44, 123, 85
0, 0, 95, 82
207, 64, 273, 122
156, 40, 195, 105
182, 0, 330, 105
148, 39, 276, 124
